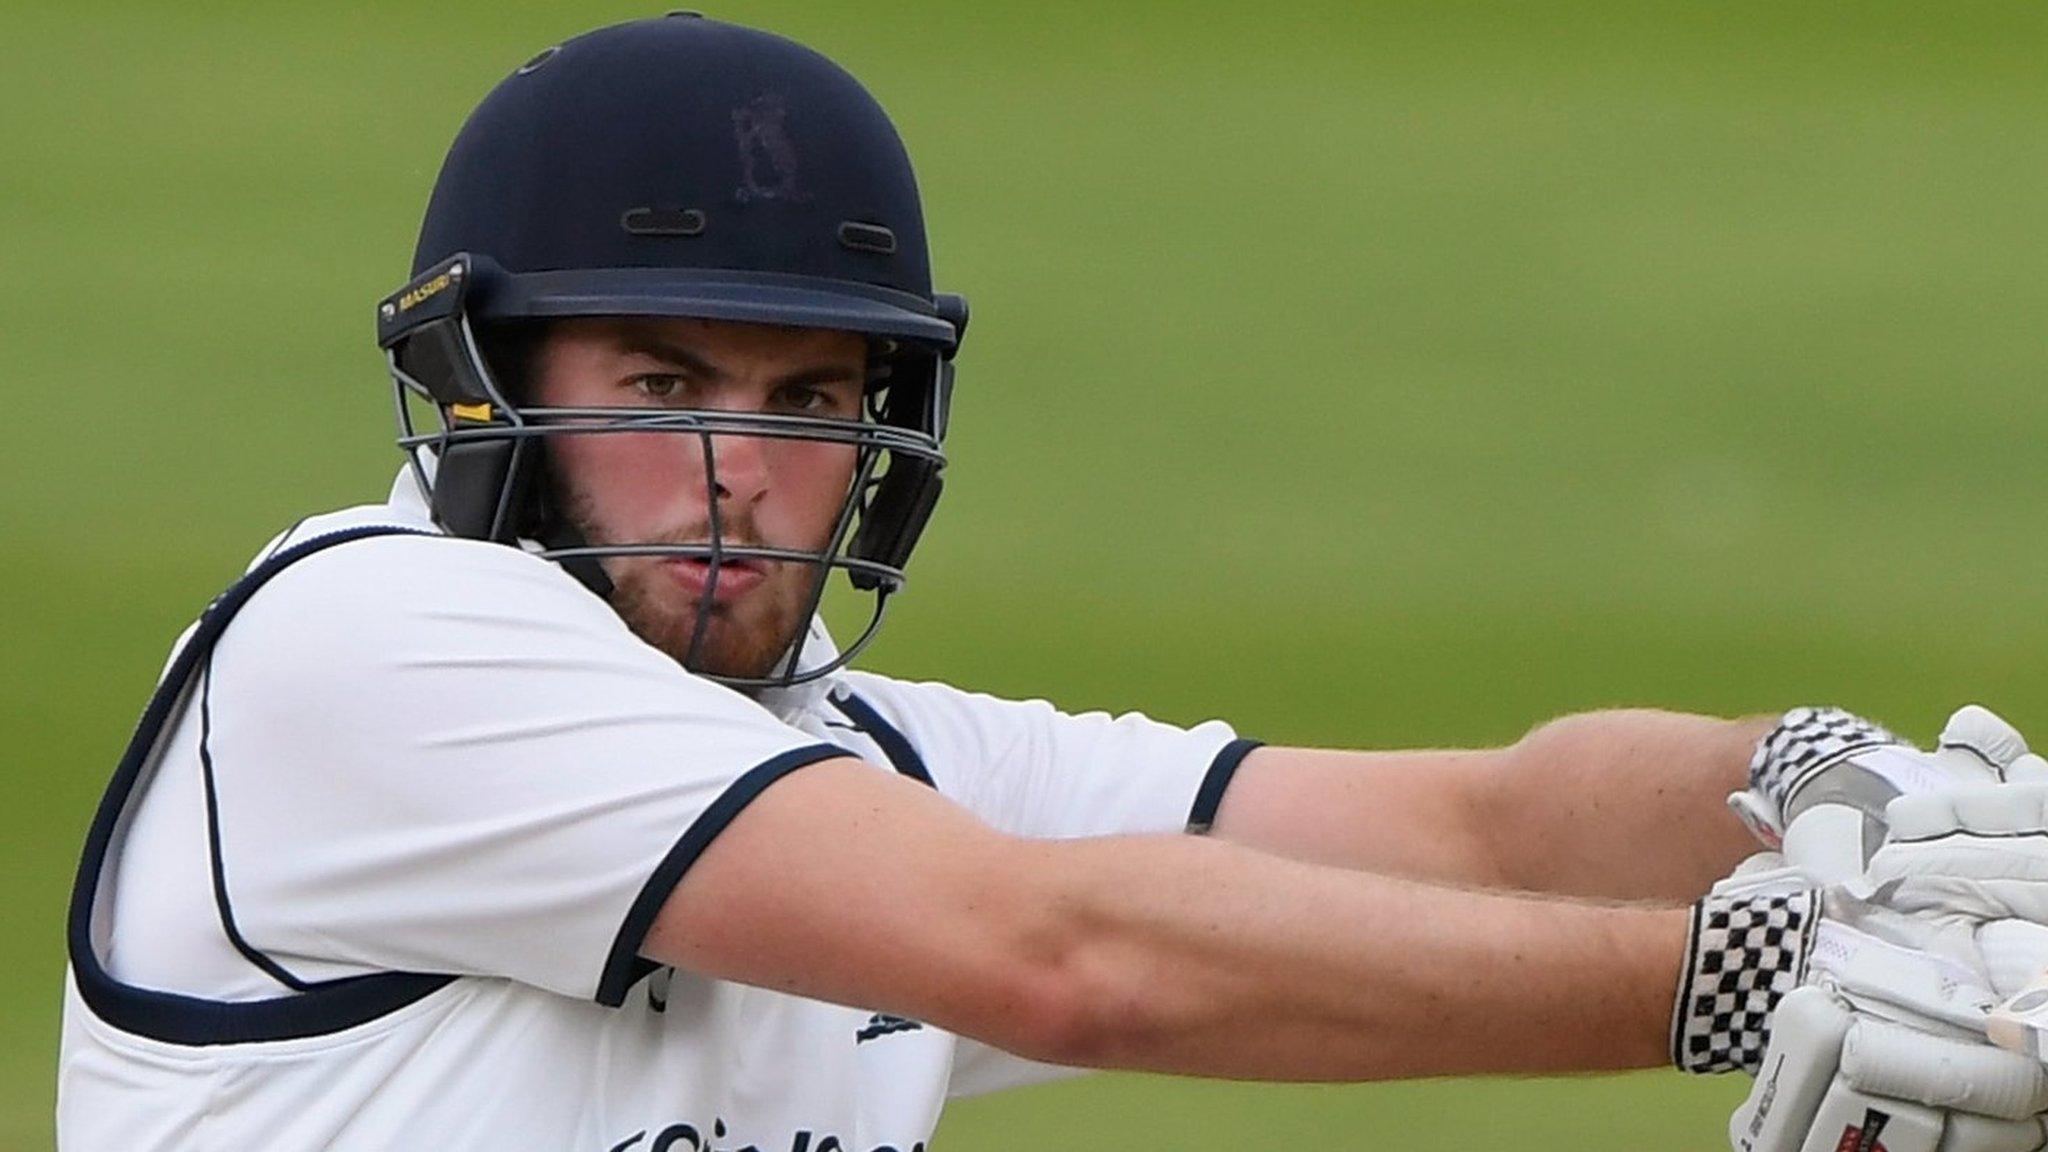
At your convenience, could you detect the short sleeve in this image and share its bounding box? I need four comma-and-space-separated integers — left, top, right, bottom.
832, 677, 1258, 1099
204, 534, 847, 1005
834, 672, 1258, 840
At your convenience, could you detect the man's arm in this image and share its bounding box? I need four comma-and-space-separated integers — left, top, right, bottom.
649, 757, 1687, 1080
1209, 710, 1770, 900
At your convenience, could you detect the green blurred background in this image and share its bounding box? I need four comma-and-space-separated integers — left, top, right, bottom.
6, 1, 2045, 1148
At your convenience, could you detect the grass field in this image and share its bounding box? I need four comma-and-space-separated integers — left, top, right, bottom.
6, 2, 2046, 1148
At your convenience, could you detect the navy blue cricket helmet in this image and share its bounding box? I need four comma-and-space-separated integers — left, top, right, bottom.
375, 13, 966, 687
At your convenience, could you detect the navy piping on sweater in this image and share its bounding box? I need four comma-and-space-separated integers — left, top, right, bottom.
70, 525, 867, 1038
826, 690, 935, 787
196, 660, 313, 992
1187, 738, 1263, 833
66, 525, 457, 1045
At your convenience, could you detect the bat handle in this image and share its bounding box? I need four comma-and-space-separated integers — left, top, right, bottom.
1988, 970, 2048, 1060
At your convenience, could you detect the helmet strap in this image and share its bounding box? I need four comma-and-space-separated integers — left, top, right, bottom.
534, 518, 615, 601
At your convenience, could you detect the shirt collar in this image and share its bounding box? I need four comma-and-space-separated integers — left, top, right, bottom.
388, 460, 845, 722
753, 617, 846, 723
388, 459, 437, 523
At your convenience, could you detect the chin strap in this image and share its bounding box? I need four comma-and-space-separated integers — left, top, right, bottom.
534, 519, 614, 601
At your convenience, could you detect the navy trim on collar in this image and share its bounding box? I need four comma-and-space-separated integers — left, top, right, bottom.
826, 691, 934, 788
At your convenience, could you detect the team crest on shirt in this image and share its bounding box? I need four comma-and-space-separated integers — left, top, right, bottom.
855, 1013, 922, 1043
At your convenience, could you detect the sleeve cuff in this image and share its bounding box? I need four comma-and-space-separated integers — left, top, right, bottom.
595, 742, 853, 1006
1186, 738, 1263, 834
1670, 889, 1818, 1074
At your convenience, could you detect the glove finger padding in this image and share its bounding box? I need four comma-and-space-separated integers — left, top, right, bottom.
1885, 788, 2048, 842
1880, 878, 2047, 926
1842, 1017, 2048, 1120
1975, 920, 2048, 999
2004, 755, 2048, 786
1800, 1090, 2044, 1152
1940, 1115, 2048, 1152
1732, 989, 2048, 1152
1872, 787, 2048, 924
1978, 922, 2048, 1060
1939, 707, 2035, 780
1733, 987, 1852, 1151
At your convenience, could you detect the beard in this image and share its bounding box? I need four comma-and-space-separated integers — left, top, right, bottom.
553, 487, 827, 682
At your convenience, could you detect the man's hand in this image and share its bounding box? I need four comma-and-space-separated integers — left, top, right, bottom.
1864, 781, 2048, 1066
1677, 883, 2048, 1068
1868, 785, 2048, 925
1701, 886, 2048, 1152
1731, 987, 2047, 1152
1730, 706, 2031, 885
1715, 707, 2048, 1152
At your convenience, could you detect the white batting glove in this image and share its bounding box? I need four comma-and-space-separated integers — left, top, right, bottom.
1864, 783, 2048, 1064
1716, 732, 2048, 1152
1679, 879, 2048, 1063
1711, 851, 1822, 901
1731, 987, 2048, 1152
1730, 706, 2030, 886
1693, 886, 2048, 1152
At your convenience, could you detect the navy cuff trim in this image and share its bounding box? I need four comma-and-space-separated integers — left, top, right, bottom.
595, 742, 854, 1007
1187, 738, 1263, 833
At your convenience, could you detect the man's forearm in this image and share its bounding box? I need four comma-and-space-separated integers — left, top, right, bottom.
659, 759, 1688, 1084
1007, 830, 1689, 1079
1213, 710, 1768, 901
1481, 709, 1769, 899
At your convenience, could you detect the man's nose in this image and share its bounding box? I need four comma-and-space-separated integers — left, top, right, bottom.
702, 429, 769, 508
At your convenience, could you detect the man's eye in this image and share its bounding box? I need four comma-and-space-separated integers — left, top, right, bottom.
631, 374, 685, 400
778, 384, 854, 415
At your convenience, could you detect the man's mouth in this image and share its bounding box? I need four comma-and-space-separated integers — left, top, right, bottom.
663, 553, 769, 603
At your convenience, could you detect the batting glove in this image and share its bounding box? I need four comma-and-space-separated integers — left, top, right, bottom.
1867, 784, 2048, 929
1730, 706, 2035, 885
1730, 986, 2048, 1152
1679, 883, 2048, 1151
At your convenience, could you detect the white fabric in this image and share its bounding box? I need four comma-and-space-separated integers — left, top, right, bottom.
97, 475, 833, 1001
830, 671, 1241, 840
60, 472, 1243, 1152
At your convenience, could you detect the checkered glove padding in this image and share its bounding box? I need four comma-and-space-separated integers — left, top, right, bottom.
1673, 890, 1820, 1073
1749, 707, 1903, 820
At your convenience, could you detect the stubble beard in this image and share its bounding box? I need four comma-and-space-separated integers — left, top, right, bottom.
556, 489, 823, 682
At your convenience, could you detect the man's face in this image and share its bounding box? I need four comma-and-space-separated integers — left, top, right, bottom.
529, 316, 868, 680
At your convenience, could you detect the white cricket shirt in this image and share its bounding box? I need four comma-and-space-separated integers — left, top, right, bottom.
59, 469, 1257, 1152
